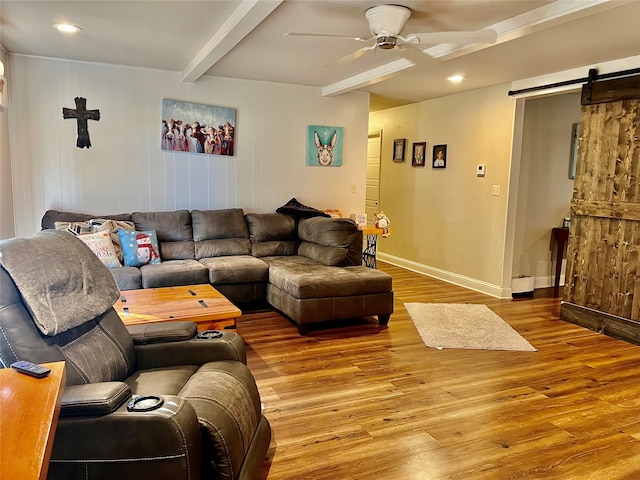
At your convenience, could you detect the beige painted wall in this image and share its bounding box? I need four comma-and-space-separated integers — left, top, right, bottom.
0, 48, 14, 239
7, 55, 369, 237
513, 93, 580, 286
369, 84, 516, 294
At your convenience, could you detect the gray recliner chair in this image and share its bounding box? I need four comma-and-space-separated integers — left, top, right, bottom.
0, 230, 271, 479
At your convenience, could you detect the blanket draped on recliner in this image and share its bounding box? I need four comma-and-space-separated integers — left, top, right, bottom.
0, 230, 119, 336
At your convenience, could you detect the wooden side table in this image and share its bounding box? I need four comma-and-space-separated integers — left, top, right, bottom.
551, 227, 569, 294
360, 226, 393, 268
0, 361, 66, 480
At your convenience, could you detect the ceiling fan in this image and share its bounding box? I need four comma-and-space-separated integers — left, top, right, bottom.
285, 4, 497, 62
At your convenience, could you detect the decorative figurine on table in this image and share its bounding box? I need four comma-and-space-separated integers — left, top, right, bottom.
374, 211, 391, 237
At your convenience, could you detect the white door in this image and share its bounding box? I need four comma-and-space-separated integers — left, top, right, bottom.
366, 131, 382, 226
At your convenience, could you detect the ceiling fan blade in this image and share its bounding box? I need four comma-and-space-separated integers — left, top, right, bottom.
397, 43, 438, 63
284, 32, 371, 42
403, 29, 498, 46
338, 44, 377, 64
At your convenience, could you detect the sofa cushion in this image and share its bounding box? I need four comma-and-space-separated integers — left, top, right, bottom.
125, 365, 199, 396
195, 238, 252, 259
131, 210, 195, 260
192, 209, 249, 241
298, 216, 358, 246
245, 213, 296, 242
263, 255, 392, 299
118, 230, 162, 267
192, 209, 251, 259
245, 213, 299, 257
42, 210, 132, 230
298, 242, 347, 266
110, 266, 142, 290
251, 240, 299, 257
199, 255, 269, 284
140, 260, 208, 289
297, 217, 358, 266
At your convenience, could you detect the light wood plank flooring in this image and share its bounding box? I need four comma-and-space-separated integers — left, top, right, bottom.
236, 262, 640, 479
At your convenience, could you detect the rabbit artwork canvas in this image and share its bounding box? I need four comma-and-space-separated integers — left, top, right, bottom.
307, 125, 344, 167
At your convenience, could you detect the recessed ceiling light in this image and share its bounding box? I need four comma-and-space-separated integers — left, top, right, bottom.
447, 74, 465, 83
53, 23, 82, 33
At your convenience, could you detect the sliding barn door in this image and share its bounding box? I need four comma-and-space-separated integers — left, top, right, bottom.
561, 74, 640, 343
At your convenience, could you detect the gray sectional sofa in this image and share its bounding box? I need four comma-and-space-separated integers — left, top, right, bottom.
41, 208, 393, 334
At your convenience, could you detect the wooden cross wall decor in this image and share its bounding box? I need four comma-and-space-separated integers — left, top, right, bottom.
62, 97, 100, 148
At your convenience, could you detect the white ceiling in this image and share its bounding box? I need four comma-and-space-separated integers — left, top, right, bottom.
1, 0, 639, 110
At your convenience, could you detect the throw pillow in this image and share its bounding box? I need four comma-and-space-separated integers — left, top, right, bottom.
118, 230, 162, 267
77, 231, 122, 268
276, 198, 330, 218
54, 220, 92, 236
89, 218, 135, 262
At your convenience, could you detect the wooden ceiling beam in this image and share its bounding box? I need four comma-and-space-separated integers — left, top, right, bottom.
181, 0, 283, 83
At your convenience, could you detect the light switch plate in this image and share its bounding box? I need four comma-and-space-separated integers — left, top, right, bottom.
477, 164, 486, 177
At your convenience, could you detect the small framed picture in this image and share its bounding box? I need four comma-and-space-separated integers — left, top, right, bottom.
433, 144, 447, 169
412, 142, 426, 167
393, 138, 406, 163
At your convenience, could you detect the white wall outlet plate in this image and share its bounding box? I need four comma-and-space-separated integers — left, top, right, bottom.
477, 164, 486, 177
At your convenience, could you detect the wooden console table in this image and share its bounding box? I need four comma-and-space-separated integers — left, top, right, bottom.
0, 361, 66, 480
551, 227, 569, 294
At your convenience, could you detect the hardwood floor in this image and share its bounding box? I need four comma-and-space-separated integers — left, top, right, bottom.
237, 262, 640, 479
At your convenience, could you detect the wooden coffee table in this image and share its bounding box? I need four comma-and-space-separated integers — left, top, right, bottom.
114, 284, 240, 331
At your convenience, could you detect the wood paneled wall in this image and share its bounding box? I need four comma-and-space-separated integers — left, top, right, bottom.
7, 55, 369, 237
562, 74, 640, 342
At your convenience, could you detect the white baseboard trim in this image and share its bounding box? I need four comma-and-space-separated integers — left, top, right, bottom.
377, 252, 509, 299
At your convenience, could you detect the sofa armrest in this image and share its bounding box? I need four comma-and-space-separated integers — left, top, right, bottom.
61, 382, 131, 418
51, 395, 202, 479
297, 217, 362, 266
126, 322, 197, 344
134, 332, 247, 369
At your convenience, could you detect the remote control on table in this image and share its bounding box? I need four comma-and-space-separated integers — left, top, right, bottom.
10, 360, 51, 378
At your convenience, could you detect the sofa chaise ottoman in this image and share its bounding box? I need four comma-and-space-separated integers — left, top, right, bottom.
245, 213, 393, 334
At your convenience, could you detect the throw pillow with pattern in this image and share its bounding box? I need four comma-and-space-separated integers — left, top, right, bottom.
77, 231, 122, 268
89, 219, 135, 263
118, 230, 162, 267
54, 221, 92, 236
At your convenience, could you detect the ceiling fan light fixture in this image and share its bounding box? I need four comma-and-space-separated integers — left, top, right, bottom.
53, 23, 82, 34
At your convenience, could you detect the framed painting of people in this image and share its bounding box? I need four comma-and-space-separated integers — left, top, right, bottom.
162, 99, 236, 156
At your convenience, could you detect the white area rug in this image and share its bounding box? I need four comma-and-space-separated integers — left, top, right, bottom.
404, 303, 536, 352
